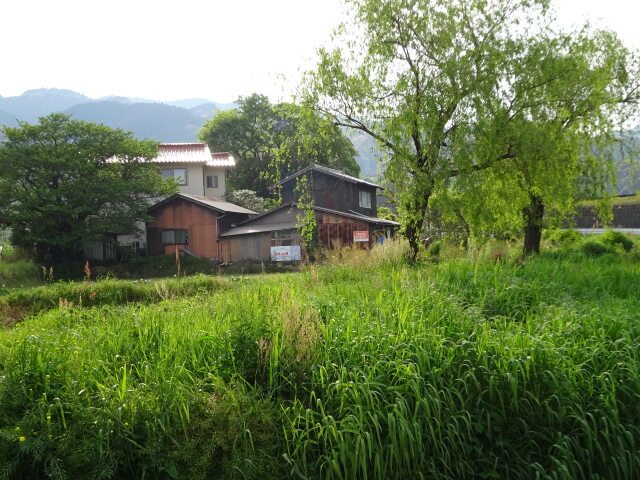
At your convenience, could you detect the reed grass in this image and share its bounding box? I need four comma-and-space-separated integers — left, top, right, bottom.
0, 254, 639, 479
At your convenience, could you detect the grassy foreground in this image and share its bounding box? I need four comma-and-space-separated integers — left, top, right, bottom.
1, 253, 639, 479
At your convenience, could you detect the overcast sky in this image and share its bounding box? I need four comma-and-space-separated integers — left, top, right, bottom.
1, 0, 639, 103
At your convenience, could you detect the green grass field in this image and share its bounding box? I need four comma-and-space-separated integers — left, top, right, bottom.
1, 248, 639, 479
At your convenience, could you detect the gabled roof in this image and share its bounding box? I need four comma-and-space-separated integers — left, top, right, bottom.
149, 193, 256, 215
156, 143, 235, 167
272, 163, 382, 189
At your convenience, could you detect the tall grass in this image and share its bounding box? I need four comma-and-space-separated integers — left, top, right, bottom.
0, 255, 639, 478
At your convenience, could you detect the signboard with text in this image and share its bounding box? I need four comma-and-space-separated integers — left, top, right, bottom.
270, 245, 302, 262
353, 230, 369, 242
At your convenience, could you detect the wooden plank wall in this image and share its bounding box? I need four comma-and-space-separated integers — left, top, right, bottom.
220, 232, 271, 262
147, 199, 218, 258
316, 211, 370, 249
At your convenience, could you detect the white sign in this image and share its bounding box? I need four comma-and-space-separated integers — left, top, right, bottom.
270, 245, 302, 262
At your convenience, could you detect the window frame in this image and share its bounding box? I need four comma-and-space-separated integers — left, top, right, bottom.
359, 189, 372, 209
161, 168, 188, 186
206, 175, 219, 189
162, 229, 188, 245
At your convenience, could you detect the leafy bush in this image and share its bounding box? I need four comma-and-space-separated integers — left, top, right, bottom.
579, 239, 616, 257
427, 240, 442, 257
601, 230, 635, 252
546, 229, 583, 247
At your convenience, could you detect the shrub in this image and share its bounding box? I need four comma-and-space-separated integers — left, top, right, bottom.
546, 229, 582, 247
601, 230, 635, 252
579, 239, 616, 257
427, 240, 442, 257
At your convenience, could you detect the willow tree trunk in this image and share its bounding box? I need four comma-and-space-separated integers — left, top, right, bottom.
404, 194, 431, 262
522, 194, 544, 256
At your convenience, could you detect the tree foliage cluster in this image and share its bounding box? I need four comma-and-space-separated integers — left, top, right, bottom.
303, 0, 640, 258
0, 114, 175, 261
198, 93, 360, 197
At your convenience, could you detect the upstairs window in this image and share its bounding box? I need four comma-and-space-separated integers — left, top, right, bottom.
161, 168, 187, 186
162, 229, 188, 245
359, 189, 372, 209
207, 175, 219, 188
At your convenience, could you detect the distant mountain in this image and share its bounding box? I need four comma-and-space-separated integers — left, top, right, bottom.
345, 129, 383, 177
187, 102, 219, 121
0, 88, 90, 122
165, 98, 214, 109
0, 89, 240, 143
0, 109, 18, 128
65, 101, 203, 142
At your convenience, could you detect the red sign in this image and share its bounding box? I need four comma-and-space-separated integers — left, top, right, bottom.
353, 230, 369, 242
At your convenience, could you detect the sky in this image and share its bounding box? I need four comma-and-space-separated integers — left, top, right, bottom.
1, 0, 639, 104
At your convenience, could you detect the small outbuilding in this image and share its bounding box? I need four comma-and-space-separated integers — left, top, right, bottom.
219, 203, 398, 262
146, 193, 255, 259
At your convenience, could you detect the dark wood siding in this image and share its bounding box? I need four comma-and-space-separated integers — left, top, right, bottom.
315, 211, 372, 249
280, 170, 377, 217
574, 203, 640, 228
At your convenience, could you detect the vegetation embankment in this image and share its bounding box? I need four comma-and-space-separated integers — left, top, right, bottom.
1, 240, 640, 479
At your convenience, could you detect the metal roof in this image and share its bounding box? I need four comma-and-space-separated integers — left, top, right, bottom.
272, 163, 382, 189
220, 222, 297, 237
156, 143, 235, 167
219, 202, 398, 238
313, 205, 399, 226
149, 193, 256, 215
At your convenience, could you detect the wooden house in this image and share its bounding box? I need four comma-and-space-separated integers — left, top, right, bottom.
219, 164, 399, 263
146, 194, 255, 259
275, 163, 381, 217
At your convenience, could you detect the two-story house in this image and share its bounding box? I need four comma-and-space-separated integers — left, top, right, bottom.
118, 143, 236, 253
218, 164, 399, 262
154, 143, 234, 198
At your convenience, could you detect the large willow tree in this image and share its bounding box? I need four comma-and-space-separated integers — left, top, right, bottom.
302, 0, 638, 258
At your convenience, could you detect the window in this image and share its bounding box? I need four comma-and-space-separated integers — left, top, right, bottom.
206, 175, 219, 188
161, 168, 187, 186
162, 229, 188, 245
359, 189, 372, 209
271, 229, 298, 246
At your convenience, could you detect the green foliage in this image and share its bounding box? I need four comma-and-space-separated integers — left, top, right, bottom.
2, 256, 640, 478
0, 114, 176, 262
0, 274, 228, 325
293, 176, 317, 249
198, 94, 360, 196
376, 206, 397, 223
303, 0, 639, 259
546, 229, 584, 248
426, 240, 442, 257
224, 189, 271, 213
601, 230, 635, 252
579, 239, 617, 257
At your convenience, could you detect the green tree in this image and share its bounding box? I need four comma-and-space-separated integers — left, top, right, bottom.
447, 30, 638, 255
302, 0, 638, 259
224, 189, 273, 213
198, 93, 360, 197
0, 114, 175, 261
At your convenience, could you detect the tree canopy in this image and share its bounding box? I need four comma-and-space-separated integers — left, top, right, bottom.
198, 93, 360, 197
302, 0, 639, 258
0, 114, 176, 261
